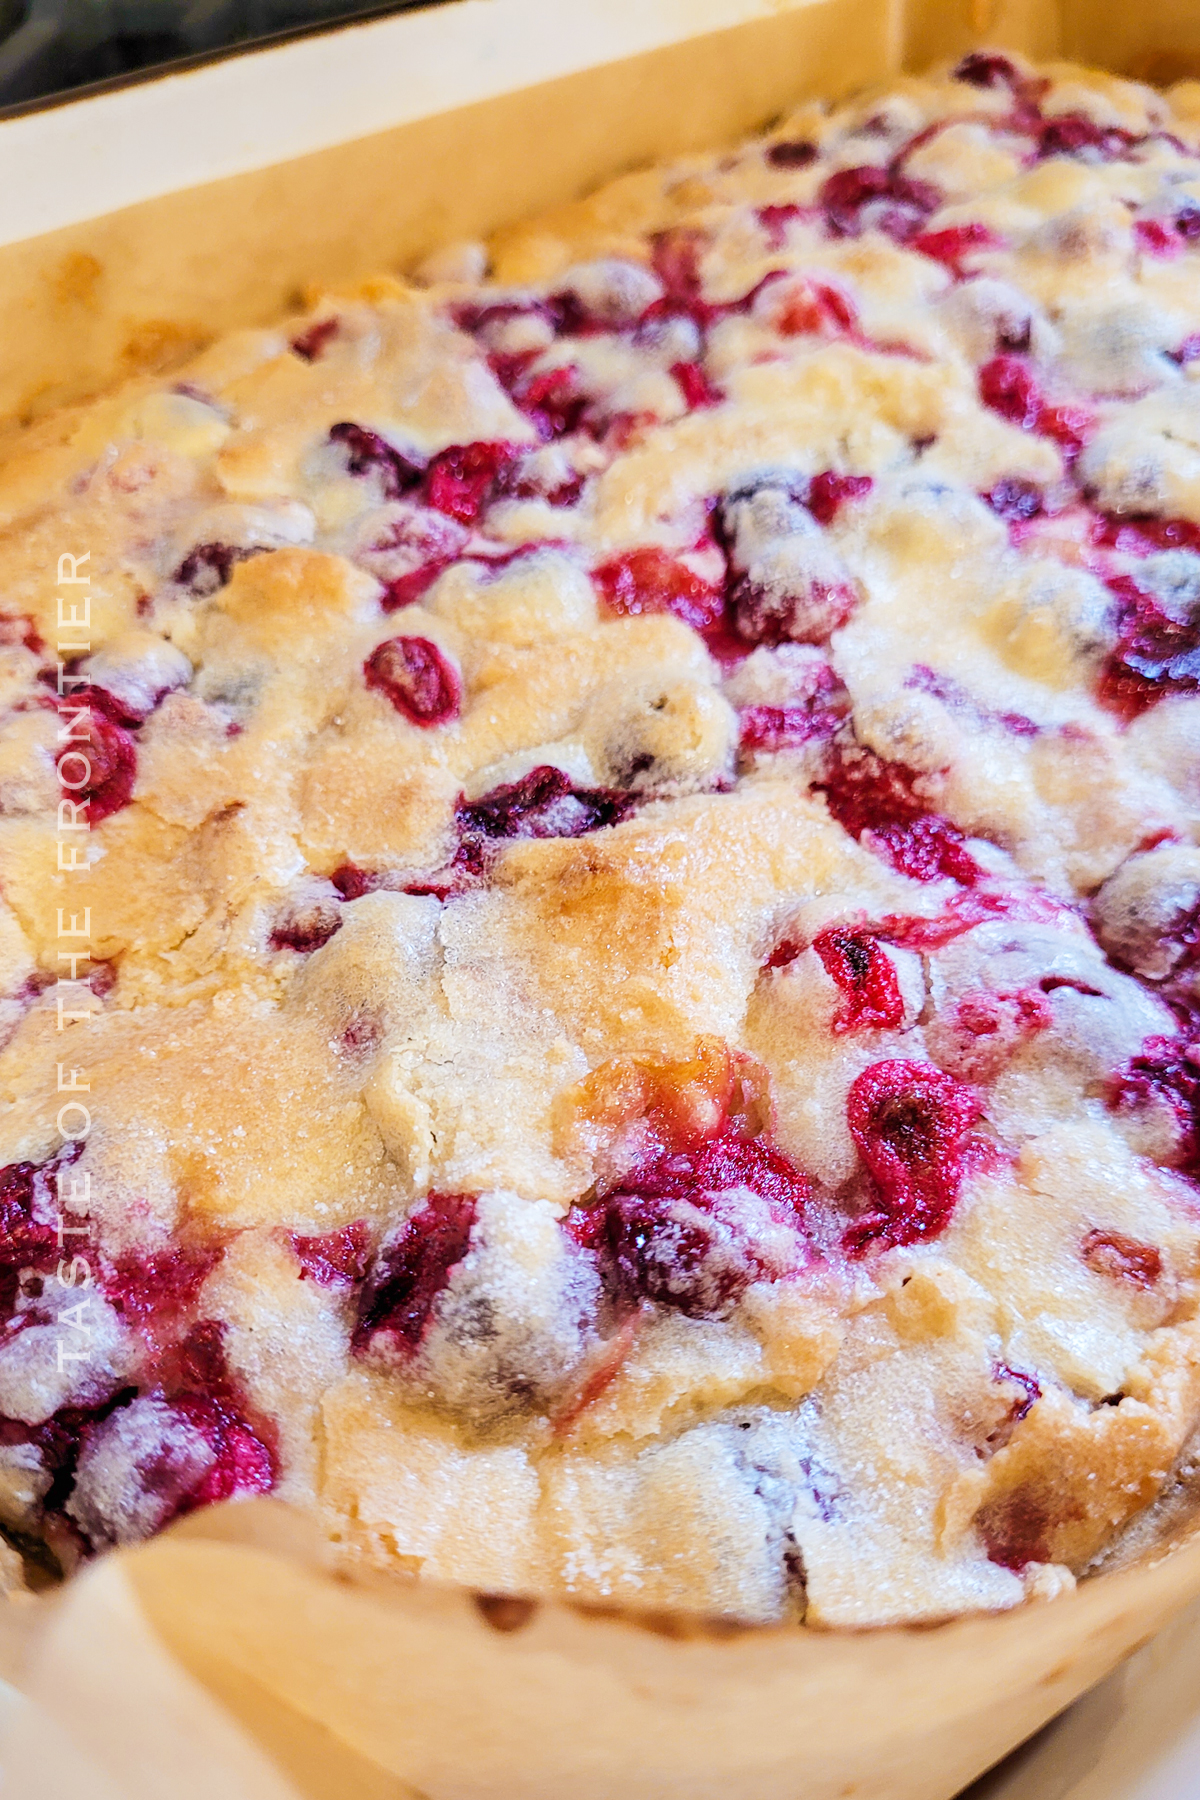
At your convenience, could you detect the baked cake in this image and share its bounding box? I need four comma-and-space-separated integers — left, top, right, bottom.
3, 51, 1200, 1628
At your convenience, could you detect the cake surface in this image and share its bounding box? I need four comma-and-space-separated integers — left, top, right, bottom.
4, 51, 1200, 1626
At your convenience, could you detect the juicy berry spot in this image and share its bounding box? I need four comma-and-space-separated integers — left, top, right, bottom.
290, 1221, 373, 1288
593, 548, 726, 633
57, 702, 137, 825
766, 139, 818, 168
819, 165, 941, 243
952, 52, 1020, 89
844, 1059, 983, 1253
813, 927, 905, 1032
1110, 1036, 1200, 1178
985, 477, 1045, 523
174, 542, 261, 596
329, 423, 425, 500
817, 738, 985, 885
456, 765, 634, 841
806, 471, 874, 527
101, 1247, 221, 1332
364, 635, 462, 728
422, 440, 523, 523
1098, 576, 1200, 718
353, 1194, 477, 1354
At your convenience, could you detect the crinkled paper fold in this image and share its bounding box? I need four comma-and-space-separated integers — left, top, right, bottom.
2, 1497, 1200, 1799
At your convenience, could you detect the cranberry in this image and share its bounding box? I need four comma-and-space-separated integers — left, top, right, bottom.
290, 318, 339, 361
766, 139, 818, 168
878, 889, 1067, 952
456, 765, 634, 841
593, 548, 726, 633
101, 1248, 221, 1331
1091, 514, 1200, 556
57, 701, 137, 824
1039, 114, 1135, 159
757, 205, 806, 251
269, 903, 342, 953
739, 696, 844, 755
1177, 204, 1200, 244
819, 165, 941, 243
174, 542, 259, 596
364, 635, 461, 728
422, 440, 523, 523
671, 361, 722, 410
0, 612, 42, 654
1081, 1227, 1162, 1289
730, 573, 858, 649
911, 223, 999, 276
514, 367, 589, 440
817, 738, 984, 885
812, 927, 905, 1032
166, 1320, 275, 1511
649, 229, 712, 323
1110, 1035, 1200, 1177
806, 471, 873, 526
978, 356, 1089, 460
985, 477, 1044, 522
352, 1193, 477, 1354
844, 1059, 983, 1252
329, 423, 424, 500
0, 1162, 61, 1300
1099, 577, 1200, 719
953, 52, 1020, 89
1134, 218, 1181, 258
978, 1487, 1053, 1571
568, 1132, 812, 1319
290, 1221, 372, 1287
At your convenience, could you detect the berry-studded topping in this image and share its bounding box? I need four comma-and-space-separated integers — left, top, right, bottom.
269, 895, 343, 954
353, 1194, 477, 1355
723, 479, 860, 648
766, 139, 818, 167
1099, 575, 1200, 718
819, 165, 941, 243
457, 765, 634, 841
563, 1039, 811, 1318
422, 440, 523, 522
101, 1248, 221, 1334
1081, 1228, 1163, 1289
952, 51, 1021, 90
364, 635, 462, 728
978, 356, 1090, 460
592, 548, 725, 632
1038, 115, 1135, 160
818, 738, 985, 885
738, 660, 848, 755
985, 476, 1045, 522
174, 542, 260, 596
812, 928, 905, 1032
290, 1221, 373, 1287
1110, 1037, 1200, 1179
844, 1059, 983, 1252
671, 360, 723, 410
0, 1162, 61, 1310
572, 1133, 812, 1319
57, 699, 137, 824
329, 422, 425, 499
911, 223, 1000, 277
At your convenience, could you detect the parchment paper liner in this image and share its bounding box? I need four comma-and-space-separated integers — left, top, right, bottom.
3, 1491, 1200, 1799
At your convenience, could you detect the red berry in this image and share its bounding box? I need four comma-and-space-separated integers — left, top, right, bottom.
422, 440, 524, 522
766, 139, 818, 168
57, 702, 137, 824
812, 928, 905, 1032
456, 765, 634, 841
352, 1194, 477, 1354
290, 1221, 372, 1288
806, 471, 873, 526
844, 1059, 982, 1252
329, 423, 424, 500
364, 636, 461, 728
593, 548, 725, 632
290, 318, 339, 361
